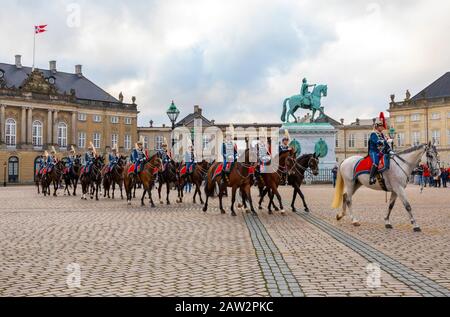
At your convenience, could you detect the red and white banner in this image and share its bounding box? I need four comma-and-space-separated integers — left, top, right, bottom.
35, 25, 47, 34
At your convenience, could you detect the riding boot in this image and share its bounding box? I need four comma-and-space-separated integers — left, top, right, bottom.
369, 165, 378, 185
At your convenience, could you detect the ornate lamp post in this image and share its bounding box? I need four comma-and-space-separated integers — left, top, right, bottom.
166, 100, 180, 146
389, 127, 396, 150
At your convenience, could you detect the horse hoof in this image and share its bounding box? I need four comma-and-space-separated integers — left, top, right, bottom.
274, 207, 280, 212
167, 202, 171, 206
221, 210, 226, 215
385, 224, 393, 229
203, 207, 207, 212
304, 208, 310, 213
352, 221, 361, 227
160, 201, 164, 205
258, 206, 263, 210
280, 210, 286, 215
151, 204, 156, 208
414, 227, 422, 233
336, 214, 343, 221
231, 213, 237, 217
292, 208, 297, 213
268, 210, 273, 215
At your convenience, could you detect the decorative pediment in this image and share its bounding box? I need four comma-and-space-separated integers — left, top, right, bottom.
20, 69, 58, 95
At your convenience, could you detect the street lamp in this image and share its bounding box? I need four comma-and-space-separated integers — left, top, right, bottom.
166, 100, 181, 147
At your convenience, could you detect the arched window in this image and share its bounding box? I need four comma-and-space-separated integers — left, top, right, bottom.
8, 156, 19, 183
5, 118, 16, 146
57, 122, 67, 148
32, 120, 43, 147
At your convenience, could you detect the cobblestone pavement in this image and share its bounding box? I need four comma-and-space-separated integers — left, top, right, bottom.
0, 185, 448, 297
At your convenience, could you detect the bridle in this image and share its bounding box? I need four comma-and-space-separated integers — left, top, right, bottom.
286, 155, 319, 177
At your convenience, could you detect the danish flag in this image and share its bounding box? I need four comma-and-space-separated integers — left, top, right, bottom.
35, 25, 47, 34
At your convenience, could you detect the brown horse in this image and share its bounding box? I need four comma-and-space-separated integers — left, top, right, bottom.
62, 155, 82, 196
177, 160, 210, 204
124, 154, 162, 207
256, 150, 294, 214
203, 151, 256, 216
80, 156, 105, 201
157, 159, 178, 205
41, 160, 65, 197
102, 156, 126, 200
286, 153, 320, 213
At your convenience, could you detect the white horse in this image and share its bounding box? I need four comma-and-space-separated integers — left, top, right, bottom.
331, 142, 440, 232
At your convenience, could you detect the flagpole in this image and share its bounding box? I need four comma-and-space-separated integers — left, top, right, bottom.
32, 27, 36, 71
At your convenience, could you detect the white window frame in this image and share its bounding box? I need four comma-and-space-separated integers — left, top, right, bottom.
111, 116, 119, 124
411, 114, 421, 122
93, 133, 101, 149
78, 113, 87, 121
93, 115, 102, 123
143, 136, 149, 149
155, 135, 164, 150
412, 131, 421, 146
363, 134, 370, 148
397, 132, 405, 147
111, 134, 119, 148
124, 135, 132, 150
5, 118, 16, 147
431, 112, 441, 120
395, 115, 405, 123
432, 130, 441, 146
32, 120, 43, 147
78, 132, 86, 149
57, 122, 68, 148
348, 134, 355, 148
125, 117, 132, 125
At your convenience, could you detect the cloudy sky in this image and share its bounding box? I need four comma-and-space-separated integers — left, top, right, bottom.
1, 0, 449, 126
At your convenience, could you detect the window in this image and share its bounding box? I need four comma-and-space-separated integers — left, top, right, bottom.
111, 116, 119, 124
8, 156, 19, 183
143, 136, 149, 149
411, 114, 421, 122
78, 132, 86, 149
397, 133, 405, 147
431, 112, 441, 120
125, 117, 132, 125
93, 133, 101, 149
203, 135, 210, 150
93, 115, 102, 123
335, 136, 339, 148
78, 113, 87, 121
412, 132, 421, 146
5, 118, 16, 146
363, 134, 370, 148
124, 135, 131, 150
111, 134, 119, 148
155, 136, 164, 150
432, 130, 441, 146
348, 134, 355, 148
32, 120, 43, 147
57, 122, 68, 148
396, 116, 405, 123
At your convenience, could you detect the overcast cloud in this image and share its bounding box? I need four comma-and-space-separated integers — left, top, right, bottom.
1, 0, 449, 126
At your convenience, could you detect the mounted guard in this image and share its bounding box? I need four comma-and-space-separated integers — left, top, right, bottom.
46, 146, 57, 173
185, 145, 196, 175
222, 125, 238, 179
157, 138, 171, 172
368, 112, 392, 185
131, 139, 147, 175
255, 138, 271, 182
84, 142, 96, 174
108, 146, 120, 173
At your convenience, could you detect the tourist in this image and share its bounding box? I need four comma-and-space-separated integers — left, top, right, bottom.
423, 164, 431, 188
441, 168, 448, 188
332, 164, 338, 188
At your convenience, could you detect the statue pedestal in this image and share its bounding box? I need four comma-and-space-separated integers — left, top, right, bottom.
281, 123, 337, 170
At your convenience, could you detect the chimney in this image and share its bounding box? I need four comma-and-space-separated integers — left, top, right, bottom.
211, 120, 215, 125
49, 61, 57, 73
340, 118, 344, 125
356, 118, 360, 126
15, 55, 22, 68
75, 65, 83, 77
149, 120, 154, 128
194, 105, 202, 116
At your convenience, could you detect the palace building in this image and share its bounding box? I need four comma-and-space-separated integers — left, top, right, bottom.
388, 72, 450, 167
0, 55, 138, 184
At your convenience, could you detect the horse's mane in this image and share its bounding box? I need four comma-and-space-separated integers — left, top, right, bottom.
297, 153, 313, 161
397, 144, 426, 155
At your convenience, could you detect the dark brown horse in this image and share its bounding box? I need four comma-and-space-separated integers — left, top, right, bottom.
203, 150, 256, 216
80, 156, 105, 201
177, 160, 210, 204
62, 155, 82, 196
157, 159, 178, 205
124, 154, 162, 207
256, 150, 294, 214
41, 160, 64, 197
102, 156, 126, 200
286, 153, 319, 213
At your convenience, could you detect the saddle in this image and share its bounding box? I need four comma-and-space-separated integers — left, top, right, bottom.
127, 164, 158, 176
354, 154, 390, 180
212, 163, 231, 180
179, 165, 195, 177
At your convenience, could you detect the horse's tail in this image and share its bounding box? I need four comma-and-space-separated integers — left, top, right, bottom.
331, 170, 344, 209
280, 98, 289, 122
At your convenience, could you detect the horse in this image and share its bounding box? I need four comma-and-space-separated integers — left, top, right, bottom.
62, 155, 82, 196
332, 142, 440, 232
203, 150, 256, 217
80, 156, 105, 201
157, 159, 178, 205
102, 156, 127, 200
41, 160, 65, 197
256, 150, 295, 214
177, 160, 210, 204
123, 154, 162, 207
286, 153, 320, 213
281, 84, 328, 123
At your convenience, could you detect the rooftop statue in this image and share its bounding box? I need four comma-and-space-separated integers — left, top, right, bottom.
281, 77, 328, 123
